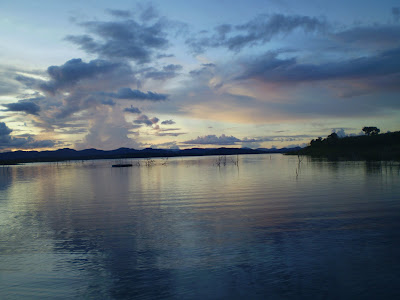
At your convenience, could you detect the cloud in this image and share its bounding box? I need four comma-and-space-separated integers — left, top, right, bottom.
143, 64, 182, 80
156, 53, 174, 59
161, 119, 175, 125
0, 122, 12, 136
40, 58, 122, 94
156, 132, 186, 137
18, 57, 141, 120
393, 7, 400, 22
75, 109, 141, 150
241, 135, 315, 143
0, 67, 29, 96
333, 25, 400, 48
14, 74, 42, 89
2, 98, 41, 115
100, 99, 116, 106
123, 105, 141, 114
107, 87, 168, 101
53, 93, 97, 119
106, 9, 132, 18
155, 128, 185, 136
182, 134, 241, 145
133, 114, 159, 126
332, 128, 346, 138
65, 15, 169, 63
236, 48, 400, 90
187, 14, 327, 53
0, 122, 56, 150
138, 3, 159, 22
150, 141, 180, 150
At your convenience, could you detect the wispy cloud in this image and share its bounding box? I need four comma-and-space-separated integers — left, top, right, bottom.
105, 87, 168, 101
187, 14, 327, 53
236, 48, 400, 86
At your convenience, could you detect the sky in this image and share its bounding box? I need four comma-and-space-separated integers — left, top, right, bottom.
0, 0, 399, 151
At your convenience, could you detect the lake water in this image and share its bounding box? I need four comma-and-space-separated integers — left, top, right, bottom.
1, 154, 400, 299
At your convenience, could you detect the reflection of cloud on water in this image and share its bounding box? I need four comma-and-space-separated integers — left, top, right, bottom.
0, 168, 13, 191
1, 157, 400, 298
37, 163, 177, 298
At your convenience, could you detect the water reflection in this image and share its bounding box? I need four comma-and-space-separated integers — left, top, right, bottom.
1, 155, 400, 299
0, 167, 13, 191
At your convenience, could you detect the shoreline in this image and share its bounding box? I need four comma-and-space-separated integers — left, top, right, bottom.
0, 147, 296, 165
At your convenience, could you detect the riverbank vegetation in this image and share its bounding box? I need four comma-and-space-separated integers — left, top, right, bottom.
288, 130, 400, 161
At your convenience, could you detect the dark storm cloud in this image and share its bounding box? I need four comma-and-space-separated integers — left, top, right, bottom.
237, 48, 400, 86
0, 122, 56, 150
187, 14, 327, 53
2, 98, 42, 115
161, 119, 175, 125
183, 134, 241, 145
123, 105, 141, 114
65, 16, 169, 63
133, 114, 159, 126
107, 87, 168, 101
40, 58, 122, 94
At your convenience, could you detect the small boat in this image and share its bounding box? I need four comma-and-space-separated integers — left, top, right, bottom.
112, 164, 133, 168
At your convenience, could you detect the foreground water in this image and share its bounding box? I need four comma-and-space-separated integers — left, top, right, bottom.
1, 154, 399, 299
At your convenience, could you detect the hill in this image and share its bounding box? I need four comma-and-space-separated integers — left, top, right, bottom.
0, 146, 299, 165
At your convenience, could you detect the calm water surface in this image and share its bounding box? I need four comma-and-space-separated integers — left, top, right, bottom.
1, 154, 400, 299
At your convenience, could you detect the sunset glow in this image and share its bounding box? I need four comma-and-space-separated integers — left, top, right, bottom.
1, 0, 399, 151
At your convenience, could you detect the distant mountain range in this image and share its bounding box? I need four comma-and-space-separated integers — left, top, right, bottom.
0, 146, 301, 165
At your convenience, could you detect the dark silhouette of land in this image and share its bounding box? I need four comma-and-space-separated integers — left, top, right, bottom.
288, 131, 400, 161
0, 146, 300, 165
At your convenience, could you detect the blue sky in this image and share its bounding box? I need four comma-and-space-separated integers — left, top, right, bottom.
0, 0, 399, 150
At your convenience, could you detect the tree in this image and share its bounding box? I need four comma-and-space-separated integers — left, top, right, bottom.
327, 132, 338, 140
362, 126, 380, 136
326, 132, 339, 144
310, 137, 323, 146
